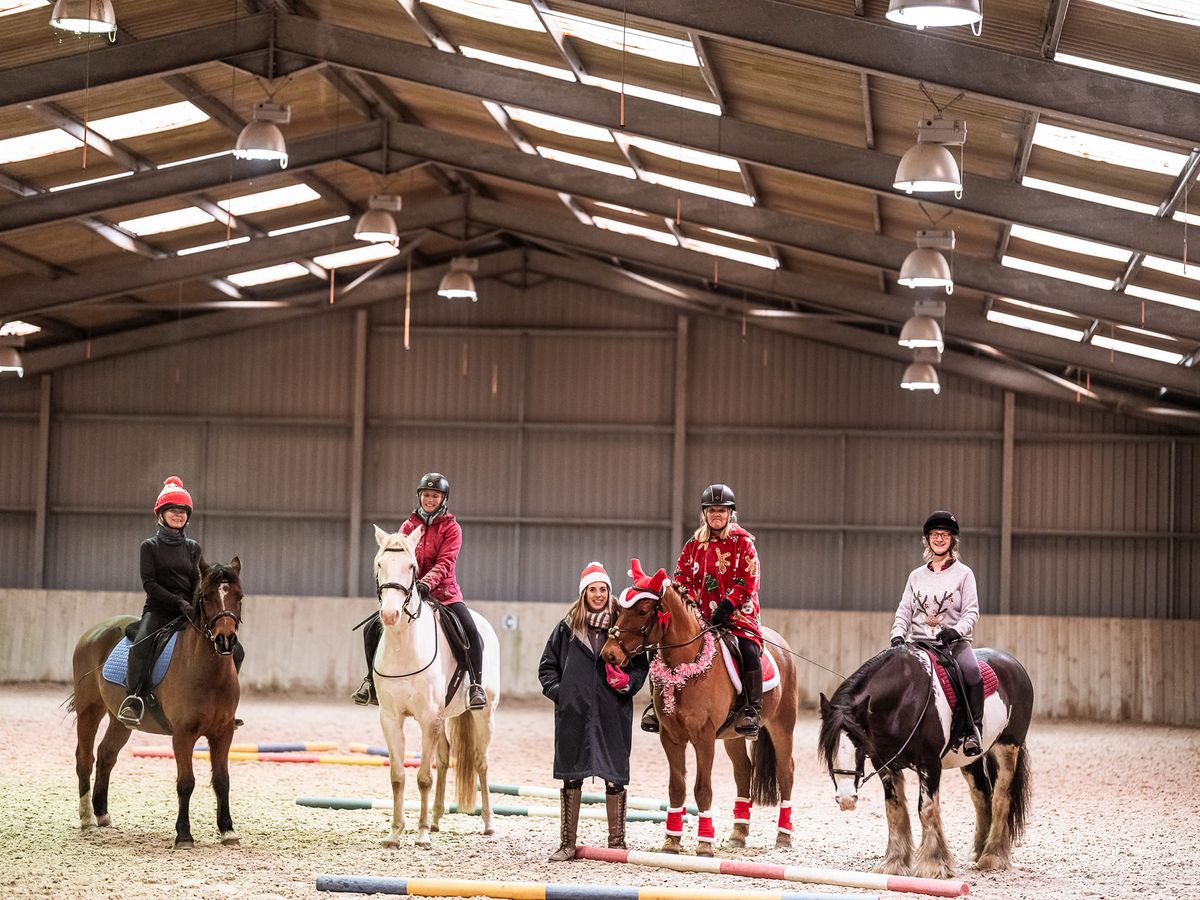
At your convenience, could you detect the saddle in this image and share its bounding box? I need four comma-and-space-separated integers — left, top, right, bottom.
103, 621, 187, 733
913, 641, 998, 752
713, 634, 779, 736
431, 603, 471, 708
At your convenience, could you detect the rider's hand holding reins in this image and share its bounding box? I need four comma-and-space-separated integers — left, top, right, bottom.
936, 626, 960, 646
710, 599, 735, 627
890, 636, 904, 647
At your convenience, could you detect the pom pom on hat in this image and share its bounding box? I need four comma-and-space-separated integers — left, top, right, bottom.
578, 561, 611, 595
154, 476, 194, 515
618, 557, 669, 608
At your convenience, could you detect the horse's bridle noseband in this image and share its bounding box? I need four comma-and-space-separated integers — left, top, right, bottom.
607, 589, 719, 660
377, 547, 421, 622
196, 579, 242, 656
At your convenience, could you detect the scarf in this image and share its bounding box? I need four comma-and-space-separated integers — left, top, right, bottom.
156, 523, 186, 545
585, 609, 611, 631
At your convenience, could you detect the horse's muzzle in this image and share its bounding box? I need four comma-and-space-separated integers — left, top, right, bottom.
836, 794, 858, 812
214, 633, 237, 655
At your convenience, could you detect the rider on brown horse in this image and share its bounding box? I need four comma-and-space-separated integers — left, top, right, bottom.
643, 483, 764, 737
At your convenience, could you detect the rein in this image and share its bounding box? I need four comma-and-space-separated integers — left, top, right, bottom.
372, 547, 441, 680
608, 591, 719, 659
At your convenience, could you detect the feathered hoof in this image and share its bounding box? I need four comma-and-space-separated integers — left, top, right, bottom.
873, 857, 913, 876
220, 831, 240, 847
696, 841, 714, 858
174, 839, 195, 851
96, 814, 111, 828
976, 851, 1010, 871
660, 838, 681, 854
775, 832, 792, 849
914, 859, 957, 880
726, 835, 745, 849
80, 819, 97, 831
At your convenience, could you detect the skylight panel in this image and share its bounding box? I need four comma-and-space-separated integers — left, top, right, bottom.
1140, 255, 1200, 280
157, 149, 232, 169
594, 202, 645, 216
1092, 326, 1186, 364
1125, 284, 1200, 312
582, 76, 721, 116
703, 226, 762, 242
639, 171, 755, 206
313, 244, 399, 268
1020, 176, 1161, 216
1001, 256, 1116, 289
1007, 224, 1132, 262
118, 207, 216, 237
0, 129, 81, 165
49, 171, 135, 192
89, 102, 208, 142
986, 309, 1087, 342
422, 0, 543, 30
505, 107, 614, 142
0, 320, 40, 336
592, 216, 678, 245
624, 136, 740, 173
227, 262, 310, 287
551, 11, 698, 65
1174, 209, 1200, 227
1032, 122, 1189, 176
1082, 0, 1200, 25
1055, 53, 1200, 95
219, 184, 321, 216
176, 236, 252, 256
537, 146, 636, 178
459, 47, 574, 81
267, 215, 351, 237
681, 237, 779, 269
0, 1, 49, 17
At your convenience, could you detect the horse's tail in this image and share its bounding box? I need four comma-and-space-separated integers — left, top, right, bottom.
749, 728, 780, 807
1006, 741, 1032, 843
449, 713, 480, 812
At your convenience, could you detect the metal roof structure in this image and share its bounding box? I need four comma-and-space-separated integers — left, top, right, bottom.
1, 0, 1198, 428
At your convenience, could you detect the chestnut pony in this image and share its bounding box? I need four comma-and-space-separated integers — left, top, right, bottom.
69, 558, 243, 849
602, 577, 798, 855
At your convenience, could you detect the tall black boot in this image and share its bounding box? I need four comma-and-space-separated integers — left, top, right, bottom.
549, 786, 581, 861
117, 619, 153, 727
352, 615, 381, 706
446, 602, 487, 709
734, 640, 762, 737
606, 789, 628, 849
962, 678, 985, 757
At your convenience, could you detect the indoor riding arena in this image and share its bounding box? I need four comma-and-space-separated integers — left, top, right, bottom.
1, 2, 1198, 900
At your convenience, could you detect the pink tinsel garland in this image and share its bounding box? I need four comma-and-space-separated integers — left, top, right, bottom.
650, 629, 717, 716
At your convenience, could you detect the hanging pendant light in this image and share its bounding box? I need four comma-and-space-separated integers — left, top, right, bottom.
894, 118, 966, 196
354, 195, 402, 246
233, 102, 289, 168
438, 257, 478, 301
886, 0, 982, 29
899, 315, 945, 351
0, 337, 25, 378
901, 361, 940, 393
50, 0, 117, 38
898, 229, 956, 293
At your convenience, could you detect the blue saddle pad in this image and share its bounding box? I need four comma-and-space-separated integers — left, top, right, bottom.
102, 632, 180, 687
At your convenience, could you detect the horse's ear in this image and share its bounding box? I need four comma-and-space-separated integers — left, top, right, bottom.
374, 524, 389, 547
198, 557, 209, 577
819, 692, 831, 717
404, 525, 423, 551
230, 556, 241, 575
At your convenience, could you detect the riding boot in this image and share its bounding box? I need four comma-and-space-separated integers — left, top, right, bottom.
734, 640, 762, 738
641, 684, 660, 733
606, 789, 628, 849
352, 615, 381, 706
548, 787, 581, 861
962, 678, 985, 757
118, 619, 153, 727
446, 602, 488, 710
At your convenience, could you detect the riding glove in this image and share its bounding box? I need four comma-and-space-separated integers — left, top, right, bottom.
416, 581, 432, 600
937, 626, 960, 645
710, 599, 735, 627
604, 663, 631, 692
890, 636, 904, 647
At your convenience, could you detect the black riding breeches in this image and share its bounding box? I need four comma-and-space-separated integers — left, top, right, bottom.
442, 601, 483, 683
362, 613, 382, 673
737, 636, 761, 696
126, 607, 179, 694
947, 639, 982, 687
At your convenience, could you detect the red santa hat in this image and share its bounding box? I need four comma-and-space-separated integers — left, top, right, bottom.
578, 561, 611, 595
617, 557, 669, 608
154, 476, 193, 515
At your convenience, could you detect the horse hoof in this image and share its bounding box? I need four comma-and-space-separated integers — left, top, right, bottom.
80, 819, 97, 831
775, 833, 792, 849
977, 853, 1009, 871
220, 831, 240, 847
415, 839, 431, 850
660, 843, 680, 855
96, 814, 111, 828
382, 838, 400, 849
726, 836, 745, 849
174, 840, 195, 851
915, 862, 956, 880
873, 859, 912, 876
696, 842, 714, 858
430, 824, 440, 833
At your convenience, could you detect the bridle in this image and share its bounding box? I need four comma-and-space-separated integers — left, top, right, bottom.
607, 589, 718, 660
194, 577, 242, 656
372, 545, 440, 679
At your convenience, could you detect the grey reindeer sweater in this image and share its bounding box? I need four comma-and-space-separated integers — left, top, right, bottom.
891, 559, 980, 643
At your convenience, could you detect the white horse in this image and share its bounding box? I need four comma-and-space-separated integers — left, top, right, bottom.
371, 525, 500, 848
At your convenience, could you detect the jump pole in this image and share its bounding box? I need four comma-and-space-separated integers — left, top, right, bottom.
575, 847, 968, 898
131, 747, 426, 767
295, 797, 667, 822
315, 874, 874, 900
487, 783, 697, 815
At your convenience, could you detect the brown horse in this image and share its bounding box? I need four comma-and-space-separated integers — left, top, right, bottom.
602, 579, 798, 855
69, 558, 243, 849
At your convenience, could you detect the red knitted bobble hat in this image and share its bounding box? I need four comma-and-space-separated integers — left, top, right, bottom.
578, 561, 611, 596
154, 476, 193, 515
617, 557, 669, 608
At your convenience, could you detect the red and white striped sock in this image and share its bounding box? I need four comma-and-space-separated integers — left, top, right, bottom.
665, 807, 685, 837
777, 800, 793, 835
733, 796, 752, 825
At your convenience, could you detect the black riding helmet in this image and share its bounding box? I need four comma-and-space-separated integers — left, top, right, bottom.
701, 483, 736, 510
923, 509, 959, 535
416, 472, 449, 524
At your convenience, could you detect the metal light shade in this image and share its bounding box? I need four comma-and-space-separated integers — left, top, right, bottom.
898, 248, 954, 292
0, 346, 24, 378
233, 120, 288, 168
354, 208, 399, 246
901, 361, 941, 394
50, 0, 116, 34
438, 267, 477, 301
886, 0, 982, 28
894, 143, 961, 194
899, 315, 945, 351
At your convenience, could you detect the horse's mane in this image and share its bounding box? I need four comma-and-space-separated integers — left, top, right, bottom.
816, 648, 899, 773
201, 562, 240, 587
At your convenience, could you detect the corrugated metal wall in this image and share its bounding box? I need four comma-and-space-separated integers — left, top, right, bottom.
0, 276, 1195, 617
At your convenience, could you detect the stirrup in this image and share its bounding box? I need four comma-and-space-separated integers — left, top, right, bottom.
351, 676, 376, 707
116, 695, 144, 727
466, 683, 487, 710
640, 704, 659, 734
962, 730, 983, 757
734, 708, 760, 737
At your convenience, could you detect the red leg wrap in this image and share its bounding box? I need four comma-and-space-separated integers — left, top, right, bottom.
665, 807, 685, 836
